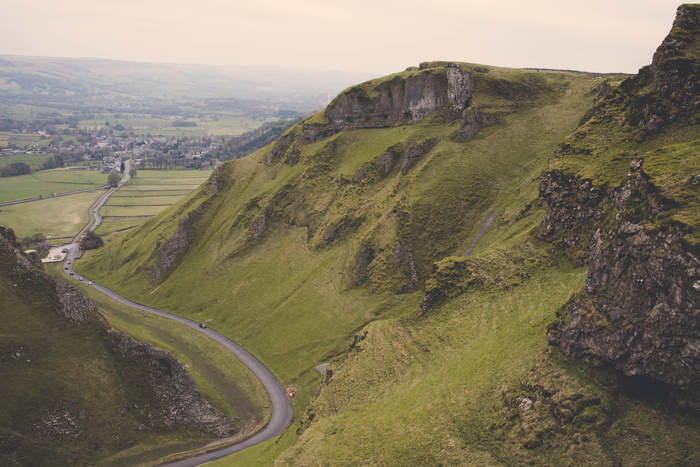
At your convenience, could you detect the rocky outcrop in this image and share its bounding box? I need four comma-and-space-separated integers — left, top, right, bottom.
152, 206, 202, 283
53, 279, 102, 324
301, 63, 476, 143
107, 329, 235, 437
250, 207, 269, 240
348, 243, 375, 288
327, 63, 473, 124
352, 139, 438, 183
454, 108, 498, 140
539, 7, 700, 413
649, 4, 700, 115
547, 160, 700, 413
622, 4, 700, 132
537, 171, 606, 265
393, 241, 419, 293
0, 226, 39, 271
399, 138, 439, 175
206, 164, 228, 194
268, 131, 295, 164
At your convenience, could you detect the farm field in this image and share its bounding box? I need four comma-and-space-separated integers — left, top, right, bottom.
0, 169, 110, 203
0, 190, 103, 240
111, 189, 192, 197
77, 115, 268, 137
96, 169, 211, 235
34, 169, 111, 185
102, 205, 170, 217
0, 153, 52, 170
0, 132, 51, 148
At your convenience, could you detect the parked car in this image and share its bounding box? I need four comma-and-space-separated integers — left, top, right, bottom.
199, 323, 208, 329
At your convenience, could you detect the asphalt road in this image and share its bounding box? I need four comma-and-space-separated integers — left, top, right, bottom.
62, 161, 293, 465
86, 277, 293, 466
71, 160, 131, 242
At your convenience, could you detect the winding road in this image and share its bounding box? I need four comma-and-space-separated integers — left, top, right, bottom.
62, 162, 293, 466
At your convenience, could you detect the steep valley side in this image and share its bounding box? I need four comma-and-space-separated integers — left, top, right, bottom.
0, 227, 238, 466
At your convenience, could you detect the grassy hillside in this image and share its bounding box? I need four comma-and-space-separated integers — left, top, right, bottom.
77, 53, 700, 466
0, 230, 229, 466
78, 64, 600, 368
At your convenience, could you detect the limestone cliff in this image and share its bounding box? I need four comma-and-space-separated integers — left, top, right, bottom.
151, 205, 203, 283
298, 62, 492, 145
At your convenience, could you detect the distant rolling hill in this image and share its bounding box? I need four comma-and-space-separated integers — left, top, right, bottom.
0, 55, 380, 116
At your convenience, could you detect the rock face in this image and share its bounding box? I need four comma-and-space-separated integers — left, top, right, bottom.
152, 206, 202, 283
0, 226, 40, 271
107, 329, 235, 437
268, 131, 296, 164
649, 4, 700, 116
537, 171, 605, 265
540, 4, 700, 414
547, 161, 700, 413
326, 62, 474, 124
622, 4, 700, 132
53, 278, 102, 324
299, 62, 492, 144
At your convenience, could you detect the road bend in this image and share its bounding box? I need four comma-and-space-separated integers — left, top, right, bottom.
82, 279, 293, 466
62, 159, 293, 466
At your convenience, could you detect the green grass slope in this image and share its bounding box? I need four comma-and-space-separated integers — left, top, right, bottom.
0, 231, 225, 466
77, 55, 700, 465
78, 63, 600, 373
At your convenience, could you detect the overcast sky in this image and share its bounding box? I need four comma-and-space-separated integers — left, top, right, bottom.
0, 0, 684, 75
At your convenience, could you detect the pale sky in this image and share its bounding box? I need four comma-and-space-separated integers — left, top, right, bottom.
0, 0, 685, 75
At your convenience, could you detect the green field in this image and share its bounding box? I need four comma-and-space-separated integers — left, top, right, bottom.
78, 115, 268, 137
0, 170, 109, 203
125, 181, 204, 189
0, 190, 102, 239
111, 190, 192, 197
93, 216, 152, 235
132, 169, 213, 178
102, 205, 171, 217
0, 132, 50, 148
95, 169, 211, 235
0, 153, 51, 170
105, 195, 185, 206
34, 169, 112, 184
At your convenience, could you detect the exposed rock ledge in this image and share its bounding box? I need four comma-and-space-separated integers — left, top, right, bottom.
297, 62, 494, 145
547, 160, 700, 414
107, 329, 235, 437
152, 206, 202, 283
